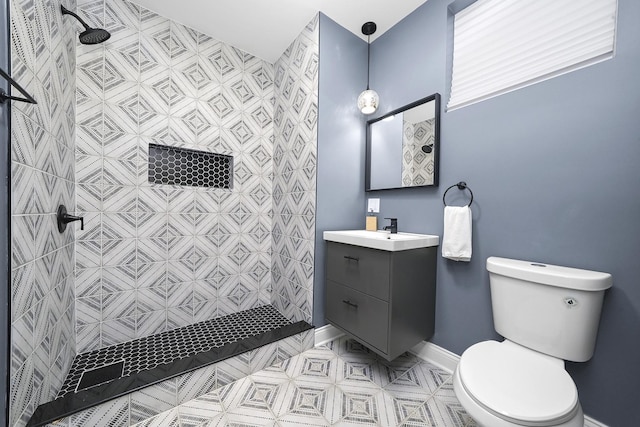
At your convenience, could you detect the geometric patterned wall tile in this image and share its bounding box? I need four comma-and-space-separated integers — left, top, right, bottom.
76, 296, 102, 326
75, 268, 102, 298
136, 286, 167, 315
9, 355, 33, 427
102, 291, 137, 322
102, 316, 137, 347
136, 310, 168, 339
40, 6, 312, 386
102, 239, 136, 267
76, 323, 101, 355
102, 185, 137, 213
166, 305, 194, 330
270, 11, 318, 324
77, 184, 102, 212
102, 265, 137, 293
103, 212, 137, 239
10, 0, 79, 422
402, 118, 435, 187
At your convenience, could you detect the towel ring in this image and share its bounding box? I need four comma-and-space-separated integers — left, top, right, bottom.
443, 182, 473, 207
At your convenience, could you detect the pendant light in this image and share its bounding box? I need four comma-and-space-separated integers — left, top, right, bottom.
358, 21, 378, 115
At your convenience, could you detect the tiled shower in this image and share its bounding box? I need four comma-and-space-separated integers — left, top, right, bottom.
9, 0, 319, 425
402, 118, 435, 186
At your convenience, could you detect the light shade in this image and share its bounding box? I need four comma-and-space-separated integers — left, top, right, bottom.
358, 89, 379, 115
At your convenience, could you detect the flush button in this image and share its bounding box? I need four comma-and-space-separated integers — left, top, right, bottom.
564, 297, 578, 308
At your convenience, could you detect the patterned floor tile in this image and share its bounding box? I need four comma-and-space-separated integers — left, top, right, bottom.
383, 365, 435, 399
131, 337, 474, 427
375, 353, 421, 388
277, 382, 332, 421
335, 356, 378, 386
329, 337, 378, 362
134, 408, 179, 427
233, 379, 282, 415
431, 382, 477, 427
277, 411, 330, 426
176, 395, 224, 425
378, 388, 427, 426
284, 348, 337, 384
224, 409, 279, 427
402, 395, 470, 427
412, 361, 453, 394
344, 388, 387, 425
196, 413, 231, 427
129, 381, 177, 424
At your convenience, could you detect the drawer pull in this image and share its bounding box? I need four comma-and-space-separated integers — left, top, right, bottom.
342, 299, 358, 308
343, 255, 359, 262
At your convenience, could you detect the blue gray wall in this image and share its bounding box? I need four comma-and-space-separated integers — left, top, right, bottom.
313, 14, 367, 326
364, 0, 640, 424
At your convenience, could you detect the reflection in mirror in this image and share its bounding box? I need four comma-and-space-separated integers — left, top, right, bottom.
366, 93, 440, 191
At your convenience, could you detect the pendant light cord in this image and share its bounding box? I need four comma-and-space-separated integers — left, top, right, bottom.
366, 34, 371, 90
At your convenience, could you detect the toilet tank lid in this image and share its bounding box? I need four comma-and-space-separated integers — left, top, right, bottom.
487, 257, 612, 291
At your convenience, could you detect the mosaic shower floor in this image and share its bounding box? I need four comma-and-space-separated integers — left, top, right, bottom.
58, 305, 293, 397
28, 305, 312, 426
133, 336, 477, 427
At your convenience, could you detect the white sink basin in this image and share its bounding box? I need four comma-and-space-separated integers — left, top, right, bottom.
323, 230, 439, 252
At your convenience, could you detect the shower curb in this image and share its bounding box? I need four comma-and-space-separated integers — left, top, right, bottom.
28, 321, 314, 426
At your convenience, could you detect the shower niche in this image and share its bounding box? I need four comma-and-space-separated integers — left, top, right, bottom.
148, 143, 234, 189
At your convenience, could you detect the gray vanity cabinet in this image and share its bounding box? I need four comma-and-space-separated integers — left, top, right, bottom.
325, 241, 437, 360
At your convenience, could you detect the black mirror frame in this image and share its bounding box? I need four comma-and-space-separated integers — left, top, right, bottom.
365, 93, 441, 191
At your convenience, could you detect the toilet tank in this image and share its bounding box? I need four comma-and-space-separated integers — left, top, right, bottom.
487, 257, 612, 362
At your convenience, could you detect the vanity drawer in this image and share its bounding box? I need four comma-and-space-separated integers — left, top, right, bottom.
325, 280, 389, 353
325, 242, 389, 300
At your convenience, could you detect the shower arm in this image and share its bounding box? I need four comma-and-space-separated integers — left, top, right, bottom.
60, 5, 92, 30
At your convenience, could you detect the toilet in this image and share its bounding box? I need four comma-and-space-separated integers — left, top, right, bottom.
453, 257, 612, 427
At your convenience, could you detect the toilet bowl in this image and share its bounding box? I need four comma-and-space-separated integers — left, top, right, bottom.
453, 340, 584, 427
452, 257, 612, 427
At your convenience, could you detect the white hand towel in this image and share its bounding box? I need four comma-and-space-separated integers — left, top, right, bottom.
442, 206, 472, 262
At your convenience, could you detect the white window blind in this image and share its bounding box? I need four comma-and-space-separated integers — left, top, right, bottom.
448, 0, 618, 111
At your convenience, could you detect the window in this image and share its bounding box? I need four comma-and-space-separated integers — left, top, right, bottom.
448, 0, 618, 111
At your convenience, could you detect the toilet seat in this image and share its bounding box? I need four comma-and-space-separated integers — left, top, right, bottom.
458, 341, 579, 426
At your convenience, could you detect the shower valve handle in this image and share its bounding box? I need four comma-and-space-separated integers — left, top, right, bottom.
62, 214, 84, 230
57, 205, 84, 232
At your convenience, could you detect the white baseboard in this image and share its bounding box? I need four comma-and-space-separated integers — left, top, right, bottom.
584, 416, 609, 427
409, 340, 460, 373
409, 340, 608, 427
314, 324, 344, 347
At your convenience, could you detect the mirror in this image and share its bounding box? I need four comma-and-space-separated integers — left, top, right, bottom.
366, 93, 440, 191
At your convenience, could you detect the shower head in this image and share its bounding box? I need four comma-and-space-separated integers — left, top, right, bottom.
79, 28, 111, 45
61, 5, 111, 45
421, 144, 433, 154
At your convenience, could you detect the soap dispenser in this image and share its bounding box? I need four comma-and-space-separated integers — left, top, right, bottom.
366, 209, 377, 231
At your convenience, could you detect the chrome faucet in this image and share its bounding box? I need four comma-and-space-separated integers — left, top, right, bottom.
383, 217, 398, 234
